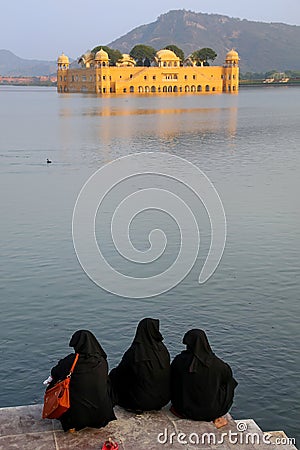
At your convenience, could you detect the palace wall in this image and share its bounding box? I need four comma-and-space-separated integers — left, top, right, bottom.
57, 65, 239, 95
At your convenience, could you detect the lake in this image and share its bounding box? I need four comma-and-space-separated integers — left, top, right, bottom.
0, 85, 299, 442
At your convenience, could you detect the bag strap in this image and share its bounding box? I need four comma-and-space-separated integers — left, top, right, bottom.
67, 353, 79, 378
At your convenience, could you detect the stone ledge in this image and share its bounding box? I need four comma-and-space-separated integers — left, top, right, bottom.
0, 404, 297, 449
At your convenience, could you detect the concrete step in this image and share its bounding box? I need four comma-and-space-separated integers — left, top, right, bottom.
0, 404, 297, 449
234, 419, 297, 450
264, 430, 298, 450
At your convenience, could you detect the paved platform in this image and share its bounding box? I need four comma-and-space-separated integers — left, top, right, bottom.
0, 404, 297, 449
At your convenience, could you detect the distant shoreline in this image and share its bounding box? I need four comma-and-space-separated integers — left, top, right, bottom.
239, 81, 300, 87
0, 83, 56, 87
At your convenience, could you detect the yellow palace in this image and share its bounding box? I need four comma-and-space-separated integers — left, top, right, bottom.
57, 48, 239, 95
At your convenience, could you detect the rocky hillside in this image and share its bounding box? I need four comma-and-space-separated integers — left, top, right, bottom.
108, 10, 300, 72
0, 50, 56, 76
2, 10, 300, 75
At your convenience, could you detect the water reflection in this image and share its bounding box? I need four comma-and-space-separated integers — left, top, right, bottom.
59, 104, 238, 144
81, 106, 234, 117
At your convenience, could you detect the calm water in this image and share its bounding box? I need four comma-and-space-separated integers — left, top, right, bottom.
0, 86, 299, 441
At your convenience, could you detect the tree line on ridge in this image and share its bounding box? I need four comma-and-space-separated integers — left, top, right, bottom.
90, 44, 217, 67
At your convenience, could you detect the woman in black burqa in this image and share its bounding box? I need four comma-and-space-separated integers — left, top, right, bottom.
49, 330, 116, 431
109, 318, 170, 412
170, 329, 238, 427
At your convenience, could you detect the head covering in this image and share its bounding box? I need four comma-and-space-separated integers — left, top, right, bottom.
133, 318, 163, 346
69, 330, 107, 359
132, 318, 168, 368
183, 329, 214, 371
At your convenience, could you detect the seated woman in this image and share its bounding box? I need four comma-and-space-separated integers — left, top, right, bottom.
48, 329, 116, 431
170, 329, 238, 428
110, 318, 170, 412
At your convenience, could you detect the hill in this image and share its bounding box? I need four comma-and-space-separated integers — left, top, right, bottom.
108, 10, 300, 73
2, 11, 300, 76
0, 50, 56, 76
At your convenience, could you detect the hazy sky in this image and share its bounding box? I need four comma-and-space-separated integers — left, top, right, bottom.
1, 0, 299, 60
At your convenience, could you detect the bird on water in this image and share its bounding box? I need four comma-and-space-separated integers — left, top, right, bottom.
46, 158, 52, 164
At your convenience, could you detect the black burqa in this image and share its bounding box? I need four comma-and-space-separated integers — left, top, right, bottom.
49, 330, 116, 431
171, 329, 238, 421
109, 318, 170, 411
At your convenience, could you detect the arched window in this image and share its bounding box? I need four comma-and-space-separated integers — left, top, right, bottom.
197, 85, 202, 92
130, 86, 134, 93
212, 87, 216, 91
138, 86, 143, 93
185, 85, 190, 92
145, 86, 150, 93
205, 85, 210, 92
151, 86, 156, 93
163, 86, 167, 92
168, 86, 172, 92
191, 85, 196, 92
173, 86, 178, 92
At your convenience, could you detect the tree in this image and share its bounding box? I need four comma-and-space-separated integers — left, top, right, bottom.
164, 45, 184, 63
191, 48, 217, 66
91, 46, 122, 66
129, 44, 157, 66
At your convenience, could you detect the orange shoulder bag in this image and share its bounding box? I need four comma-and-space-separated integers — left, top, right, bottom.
42, 353, 79, 419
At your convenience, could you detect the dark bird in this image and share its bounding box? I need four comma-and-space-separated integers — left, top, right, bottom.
46, 158, 52, 164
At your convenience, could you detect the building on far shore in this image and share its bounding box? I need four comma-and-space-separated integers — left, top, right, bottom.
0, 75, 57, 86
57, 48, 239, 95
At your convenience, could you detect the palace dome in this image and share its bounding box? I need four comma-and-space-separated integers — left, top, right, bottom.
116, 53, 136, 67
57, 53, 69, 64
226, 49, 239, 61
95, 49, 109, 61
156, 49, 179, 60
